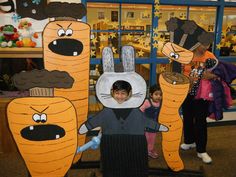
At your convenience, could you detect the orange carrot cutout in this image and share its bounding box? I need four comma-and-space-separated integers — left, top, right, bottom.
43, 19, 90, 163
159, 72, 189, 172
7, 70, 77, 177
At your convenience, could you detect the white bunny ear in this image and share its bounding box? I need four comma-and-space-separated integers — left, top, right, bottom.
102, 47, 114, 72
122, 45, 135, 72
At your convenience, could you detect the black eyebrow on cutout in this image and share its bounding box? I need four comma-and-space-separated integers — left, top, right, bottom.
170, 43, 177, 53
56, 24, 63, 28
175, 50, 185, 53
30, 106, 49, 113
67, 23, 72, 28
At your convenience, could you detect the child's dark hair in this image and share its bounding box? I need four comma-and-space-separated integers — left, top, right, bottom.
112, 80, 132, 93
149, 84, 161, 95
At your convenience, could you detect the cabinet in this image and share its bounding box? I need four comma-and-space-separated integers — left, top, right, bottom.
0, 48, 43, 153
0, 47, 43, 58
0, 98, 17, 153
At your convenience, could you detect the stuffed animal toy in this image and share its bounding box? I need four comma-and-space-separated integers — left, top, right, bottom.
16, 20, 38, 47
0, 24, 19, 47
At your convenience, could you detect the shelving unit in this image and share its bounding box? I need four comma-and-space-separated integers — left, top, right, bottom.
0, 47, 43, 58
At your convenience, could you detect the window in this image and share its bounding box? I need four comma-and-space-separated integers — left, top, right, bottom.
87, 3, 152, 59
219, 7, 236, 56
189, 6, 216, 32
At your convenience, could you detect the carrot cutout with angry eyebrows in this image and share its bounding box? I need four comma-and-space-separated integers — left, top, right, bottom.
7, 69, 77, 177
43, 2, 90, 163
159, 72, 189, 171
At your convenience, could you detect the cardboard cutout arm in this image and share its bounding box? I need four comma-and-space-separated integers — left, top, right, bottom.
76, 133, 102, 153
145, 118, 168, 132
78, 124, 88, 134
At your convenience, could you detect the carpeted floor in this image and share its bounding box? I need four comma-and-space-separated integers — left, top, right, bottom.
0, 125, 235, 177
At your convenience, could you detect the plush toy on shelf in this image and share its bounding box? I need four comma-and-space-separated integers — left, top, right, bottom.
16, 20, 38, 47
0, 24, 20, 47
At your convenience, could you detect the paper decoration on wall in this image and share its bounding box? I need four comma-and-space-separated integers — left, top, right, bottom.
154, 0, 160, 18
91, 36, 98, 45
109, 32, 116, 39
162, 17, 214, 64
233, 45, 236, 52
11, 13, 21, 22
126, 33, 132, 41
158, 72, 189, 171
7, 69, 77, 177
100, 17, 109, 25
138, 49, 144, 57
43, 2, 90, 164
90, 50, 96, 57
216, 26, 236, 54
99, 33, 107, 41
110, 22, 118, 29
153, 42, 158, 48
0, 0, 15, 13
232, 35, 236, 42
112, 46, 117, 53
16, 0, 48, 20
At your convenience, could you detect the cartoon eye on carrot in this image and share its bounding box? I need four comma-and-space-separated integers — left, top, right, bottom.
43, 2, 90, 164
7, 69, 77, 177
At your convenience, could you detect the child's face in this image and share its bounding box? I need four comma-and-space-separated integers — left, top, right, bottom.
112, 89, 130, 104
150, 90, 162, 103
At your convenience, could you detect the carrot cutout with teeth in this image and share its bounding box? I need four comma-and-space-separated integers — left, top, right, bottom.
159, 72, 189, 172
43, 2, 90, 163
7, 69, 78, 177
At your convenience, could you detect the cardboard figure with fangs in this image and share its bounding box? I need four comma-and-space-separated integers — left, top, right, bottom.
79, 46, 168, 177
7, 70, 77, 177
43, 2, 90, 164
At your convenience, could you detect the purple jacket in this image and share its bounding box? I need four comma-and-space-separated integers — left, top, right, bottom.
207, 60, 236, 120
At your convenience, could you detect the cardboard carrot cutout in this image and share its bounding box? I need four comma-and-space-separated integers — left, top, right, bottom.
160, 17, 214, 171
7, 69, 77, 177
43, 2, 90, 163
158, 72, 189, 171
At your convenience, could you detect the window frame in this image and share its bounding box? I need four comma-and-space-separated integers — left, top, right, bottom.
84, 0, 236, 86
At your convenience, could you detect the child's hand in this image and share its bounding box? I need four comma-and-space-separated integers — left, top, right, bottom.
159, 124, 169, 132
78, 124, 88, 134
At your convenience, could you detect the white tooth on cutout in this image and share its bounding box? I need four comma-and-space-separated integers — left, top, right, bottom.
56, 135, 60, 139
53, 40, 57, 45
73, 51, 78, 56
29, 126, 34, 130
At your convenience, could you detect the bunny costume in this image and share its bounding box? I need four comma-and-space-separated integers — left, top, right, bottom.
79, 46, 166, 177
